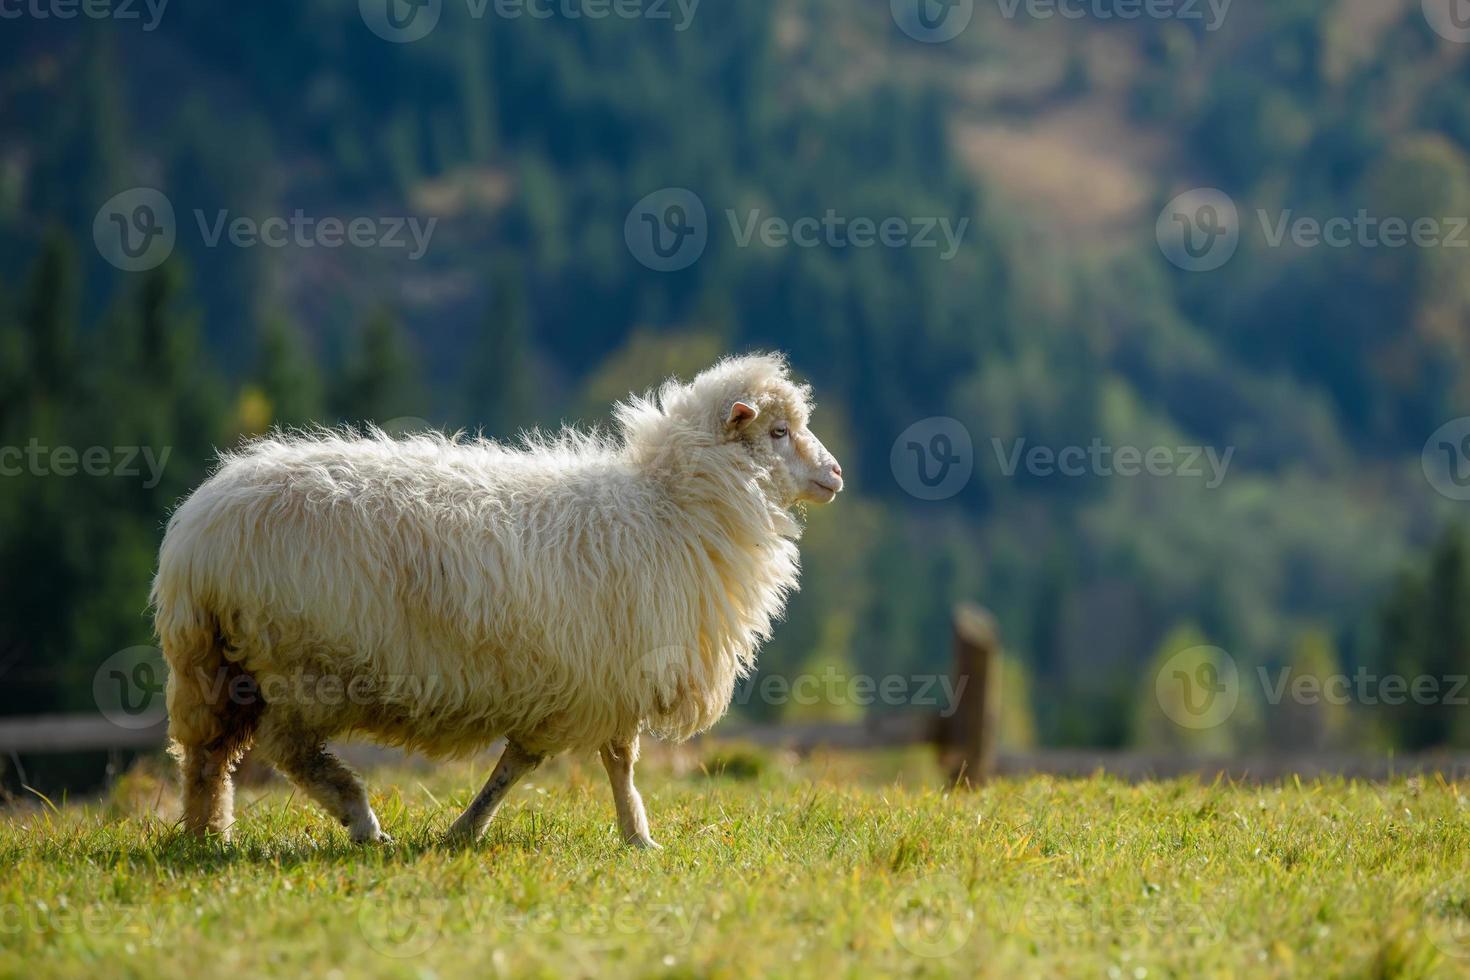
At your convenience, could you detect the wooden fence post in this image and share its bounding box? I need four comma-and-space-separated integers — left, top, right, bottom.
941, 603, 1000, 787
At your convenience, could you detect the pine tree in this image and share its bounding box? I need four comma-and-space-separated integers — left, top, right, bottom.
462, 261, 535, 439
1378, 566, 1428, 750
31, 33, 126, 235
1133, 624, 1255, 755
1422, 527, 1470, 748
1266, 628, 1348, 751
331, 309, 426, 425
0, 238, 84, 714
255, 312, 324, 429
1373, 526, 1470, 751
109, 262, 223, 506
22, 231, 78, 404
0, 279, 23, 433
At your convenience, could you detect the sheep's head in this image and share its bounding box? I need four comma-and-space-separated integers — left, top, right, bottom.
701, 355, 843, 508
722, 392, 843, 507
620, 353, 845, 508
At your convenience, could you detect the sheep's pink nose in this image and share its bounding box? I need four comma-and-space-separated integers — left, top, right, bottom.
831, 462, 843, 478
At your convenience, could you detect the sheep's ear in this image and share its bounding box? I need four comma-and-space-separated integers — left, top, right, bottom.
726, 400, 759, 428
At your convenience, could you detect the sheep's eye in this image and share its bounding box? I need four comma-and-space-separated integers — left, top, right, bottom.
771, 424, 789, 439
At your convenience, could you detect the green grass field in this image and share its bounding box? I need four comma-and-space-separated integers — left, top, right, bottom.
4, 747, 1470, 978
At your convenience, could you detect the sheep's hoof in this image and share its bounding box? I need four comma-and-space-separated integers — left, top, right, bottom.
626, 835, 663, 850
443, 822, 480, 847
350, 826, 394, 845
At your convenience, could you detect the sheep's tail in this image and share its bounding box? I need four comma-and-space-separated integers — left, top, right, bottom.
152, 558, 260, 758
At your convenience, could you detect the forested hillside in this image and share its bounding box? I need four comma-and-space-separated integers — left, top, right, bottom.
3, 0, 1469, 750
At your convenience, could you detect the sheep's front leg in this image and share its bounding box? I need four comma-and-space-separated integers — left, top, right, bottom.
445, 740, 543, 844
600, 736, 660, 849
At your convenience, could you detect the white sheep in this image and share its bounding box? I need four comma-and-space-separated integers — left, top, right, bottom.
152, 353, 843, 847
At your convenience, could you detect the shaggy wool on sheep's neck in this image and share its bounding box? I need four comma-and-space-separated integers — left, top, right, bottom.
153, 355, 808, 757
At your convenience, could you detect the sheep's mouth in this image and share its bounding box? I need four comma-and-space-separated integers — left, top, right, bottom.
806, 479, 841, 502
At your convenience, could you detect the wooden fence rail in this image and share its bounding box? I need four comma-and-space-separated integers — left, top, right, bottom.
8, 604, 1470, 785
0, 714, 166, 754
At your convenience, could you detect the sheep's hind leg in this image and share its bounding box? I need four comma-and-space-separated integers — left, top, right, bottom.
445, 741, 543, 845
178, 741, 241, 840
600, 736, 660, 849
257, 719, 389, 844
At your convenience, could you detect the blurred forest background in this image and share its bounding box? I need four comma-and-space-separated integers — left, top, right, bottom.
2, 0, 1470, 762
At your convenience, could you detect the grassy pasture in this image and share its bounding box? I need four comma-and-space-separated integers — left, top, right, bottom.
3, 748, 1470, 978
